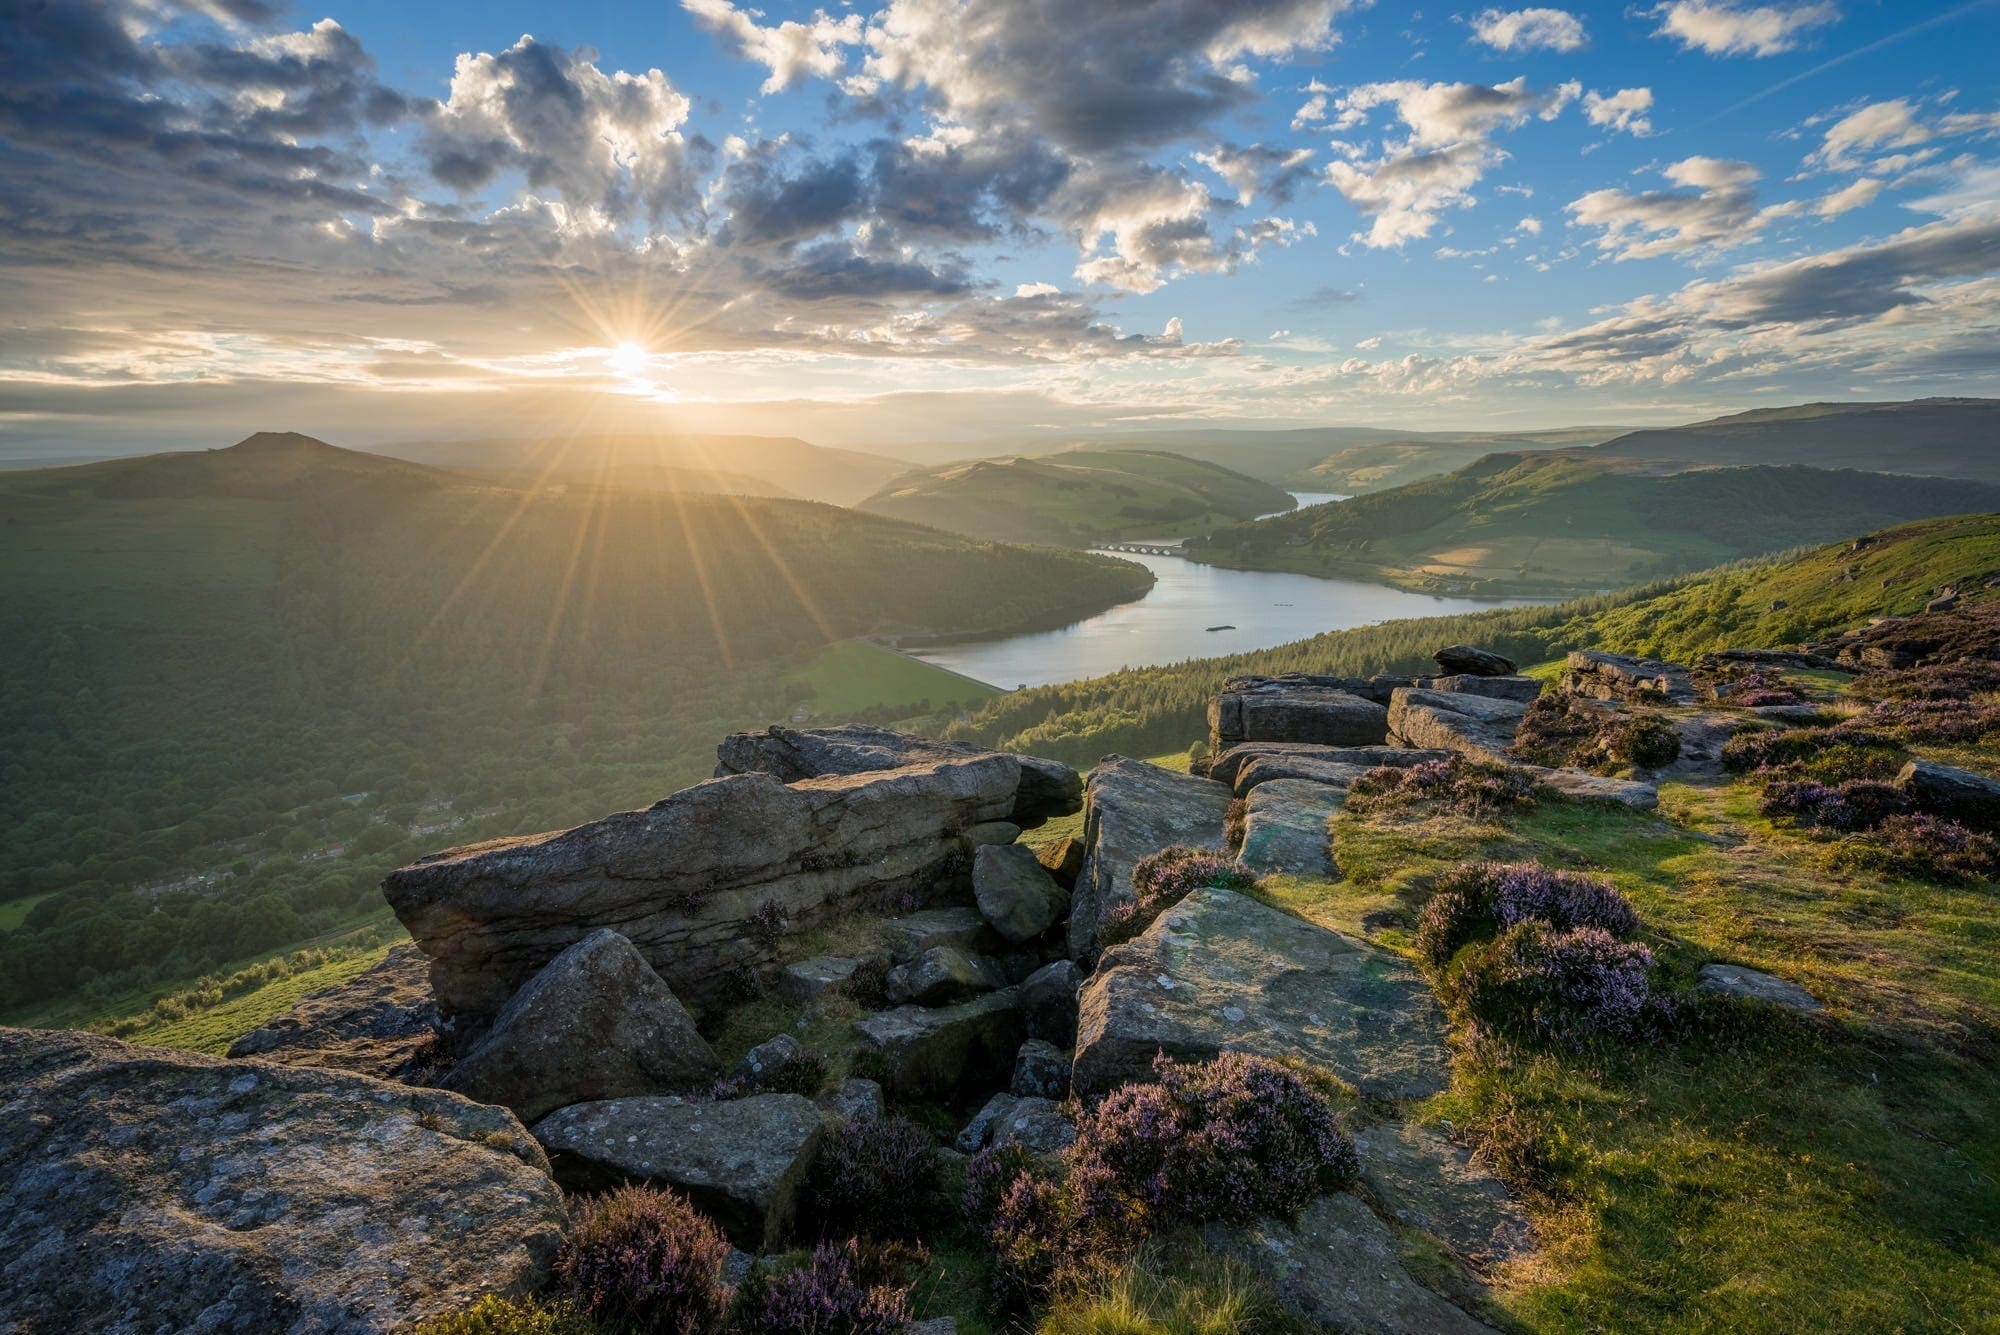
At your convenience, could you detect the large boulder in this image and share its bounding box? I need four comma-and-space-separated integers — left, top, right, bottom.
226, 943, 438, 1080
1206, 743, 1449, 792
442, 929, 715, 1123
1895, 759, 2000, 829
0, 1028, 565, 1334
1070, 757, 1233, 957
851, 989, 1024, 1102
1072, 889, 1450, 1101
1018, 960, 1083, 1046
886, 906, 1004, 962
1236, 778, 1345, 879
1432, 644, 1516, 677
1423, 673, 1544, 703
386, 755, 1019, 1024
955, 1093, 1076, 1156
1387, 688, 1528, 764
1208, 675, 1392, 754
778, 955, 860, 1003
972, 843, 1070, 943
713, 724, 1080, 827
532, 1093, 822, 1250
1563, 650, 1696, 704
1011, 1039, 1072, 1099
885, 946, 1010, 1006
1205, 1193, 1498, 1334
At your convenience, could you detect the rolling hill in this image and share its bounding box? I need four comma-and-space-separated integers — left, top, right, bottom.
0, 433, 1150, 1016
1587, 398, 2000, 479
375, 432, 907, 505
1188, 452, 2000, 596
1295, 429, 1616, 494
856, 449, 1297, 546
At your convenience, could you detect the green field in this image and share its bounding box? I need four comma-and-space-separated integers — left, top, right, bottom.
797, 640, 999, 716
0, 892, 54, 933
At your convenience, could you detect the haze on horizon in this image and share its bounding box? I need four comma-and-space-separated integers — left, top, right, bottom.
4, 0, 1999, 460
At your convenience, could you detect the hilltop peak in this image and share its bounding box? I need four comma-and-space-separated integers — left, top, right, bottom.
224, 431, 341, 454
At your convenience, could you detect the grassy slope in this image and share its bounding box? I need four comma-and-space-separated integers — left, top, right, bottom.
1589, 397, 2000, 481
1190, 453, 2000, 596
1298, 431, 1612, 494
797, 640, 1000, 714
857, 449, 1296, 546
949, 513, 2000, 767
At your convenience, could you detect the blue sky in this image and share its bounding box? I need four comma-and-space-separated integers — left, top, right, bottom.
3, 0, 1997, 454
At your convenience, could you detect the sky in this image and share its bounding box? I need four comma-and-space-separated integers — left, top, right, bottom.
3, 0, 1998, 456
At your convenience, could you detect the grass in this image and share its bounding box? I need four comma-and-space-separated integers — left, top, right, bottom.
0, 891, 54, 933
117, 942, 397, 1054
798, 639, 998, 715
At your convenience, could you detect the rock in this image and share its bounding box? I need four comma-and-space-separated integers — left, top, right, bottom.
1205, 1193, 1498, 1335
885, 947, 1010, 1006
1422, 673, 1544, 703
1387, 688, 1528, 763
1433, 644, 1516, 677
1208, 676, 1392, 754
960, 820, 1022, 848
1696, 647, 1846, 673
1234, 756, 1376, 798
1354, 1121, 1536, 1267
1563, 650, 1696, 704
442, 929, 715, 1123
1206, 743, 1449, 792
533, 1093, 823, 1249
387, 755, 1021, 1023
1011, 1038, 1072, 1099
1926, 588, 1960, 613
1072, 889, 1449, 1102
955, 1093, 1076, 1156
953, 1092, 1015, 1152
973, 843, 1070, 943
1518, 765, 1659, 811
0, 1027, 565, 1333
1035, 835, 1086, 887
1895, 758, 2000, 829
226, 942, 439, 1080
713, 724, 1081, 827
1237, 778, 1344, 878
734, 1034, 816, 1090
1070, 757, 1233, 957
817, 1078, 884, 1123
1019, 960, 1083, 1046
1696, 963, 1823, 1013
886, 907, 1003, 962
852, 989, 1025, 1102
907, 1319, 958, 1335
778, 955, 860, 1003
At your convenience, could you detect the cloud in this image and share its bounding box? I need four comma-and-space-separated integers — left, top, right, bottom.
1567, 157, 1766, 260
1584, 87, 1654, 137
1517, 215, 1543, 234
1194, 143, 1318, 204
1650, 2, 1838, 58
681, 0, 863, 94
1814, 177, 1881, 217
1469, 8, 1587, 53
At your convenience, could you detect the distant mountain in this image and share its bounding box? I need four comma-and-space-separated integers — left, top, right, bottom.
856, 449, 1296, 546
1588, 399, 2000, 479
0, 431, 462, 502
1190, 452, 2000, 596
376, 433, 905, 505
1298, 430, 1619, 494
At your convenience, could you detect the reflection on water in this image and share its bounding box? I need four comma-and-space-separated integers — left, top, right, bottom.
911, 495, 1548, 690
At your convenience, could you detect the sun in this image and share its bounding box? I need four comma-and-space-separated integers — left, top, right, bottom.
605, 340, 649, 374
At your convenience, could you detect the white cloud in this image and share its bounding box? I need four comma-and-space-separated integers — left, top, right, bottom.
1517, 215, 1543, 234
1815, 177, 1881, 217
1650, 1, 1838, 58
1567, 156, 1766, 260
1584, 87, 1654, 137
681, 0, 863, 94
1469, 8, 1587, 53
1804, 98, 1932, 172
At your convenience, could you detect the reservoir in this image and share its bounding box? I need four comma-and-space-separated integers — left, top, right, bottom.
909, 493, 1549, 690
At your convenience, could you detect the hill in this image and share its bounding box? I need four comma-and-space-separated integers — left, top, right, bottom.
1189, 453, 2000, 595
1296, 428, 1614, 494
0, 434, 1150, 1016
855, 449, 1297, 546
375, 432, 906, 505
948, 510, 2000, 765
1588, 398, 2000, 478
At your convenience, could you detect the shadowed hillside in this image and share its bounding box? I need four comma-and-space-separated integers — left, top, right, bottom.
1587, 398, 2000, 478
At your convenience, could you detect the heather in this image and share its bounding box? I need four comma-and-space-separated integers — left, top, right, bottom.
731, 1240, 912, 1335
1101, 847, 1258, 947
553, 1185, 734, 1335
1511, 696, 1680, 773
802, 1115, 943, 1241
1830, 813, 2000, 883
1414, 861, 1641, 974
1345, 756, 1535, 817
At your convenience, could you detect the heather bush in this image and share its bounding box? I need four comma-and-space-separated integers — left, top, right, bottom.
962, 1142, 1036, 1228
844, 957, 891, 1008
1413, 862, 1641, 976
1722, 724, 1900, 776
1452, 921, 1659, 1047
554, 1185, 733, 1335
987, 1166, 1090, 1307
1346, 756, 1535, 817
413, 1294, 599, 1335
1223, 797, 1248, 851
731, 1239, 912, 1335
1861, 697, 2000, 745
1760, 779, 1911, 833
1102, 847, 1258, 947
803, 1115, 942, 1240
1512, 697, 1680, 773
749, 899, 787, 947
1833, 813, 2000, 883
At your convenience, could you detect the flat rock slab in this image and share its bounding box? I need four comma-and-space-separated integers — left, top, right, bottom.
886, 906, 1003, 962
1209, 676, 1392, 753
1206, 1193, 1498, 1335
1564, 650, 1696, 704
1424, 674, 1543, 703
0, 1027, 565, 1334
1697, 963, 1823, 1013
713, 724, 1080, 827
1896, 759, 2000, 829
226, 943, 438, 1080
885, 946, 1009, 1006
1207, 742, 1451, 792
1072, 889, 1449, 1101
1389, 688, 1528, 764
1354, 1121, 1536, 1268
778, 955, 860, 1003
1521, 765, 1659, 811
1235, 756, 1377, 798
1662, 711, 1741, 777
1238, 779, 1345, 879
533, 1093, 822, 1250
1071, 757, 1233, 957
851, 989, 1024, 1102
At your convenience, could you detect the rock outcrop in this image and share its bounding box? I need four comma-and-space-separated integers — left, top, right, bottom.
713, 724, 1080, 827
886, 906, 1003, 962
1070, 757, 1233, 957
226, 943, 438, 1080
1433, 644, 1516, 677
1206, 742, 1448, 792
442, 929, 715, 1123
851, 989, 1024, 1101
972, 843, 1070, 943
1563, 650, 1696, 704
1895, 758, 2000, 829
1237, 778, 1344, 878
533, 1093, 822, 1249
1018, 960, 1082, 1046
1387, 687, 1528, 763
1696, 963, 1823, 1012
1071, 888, 1449, 1101
0, 1027, 565, 1333
1354, 1121, 1536, 1268
1423, 673, 1544, 703
1208, 675, 1392, 754
386, 754, 1021, 1023
884, 946, 1009, 1006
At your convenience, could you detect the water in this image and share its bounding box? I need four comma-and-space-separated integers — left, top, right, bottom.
909, 493, 1547, 690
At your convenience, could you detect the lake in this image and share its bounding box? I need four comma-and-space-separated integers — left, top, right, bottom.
908, 493, 1548, 689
